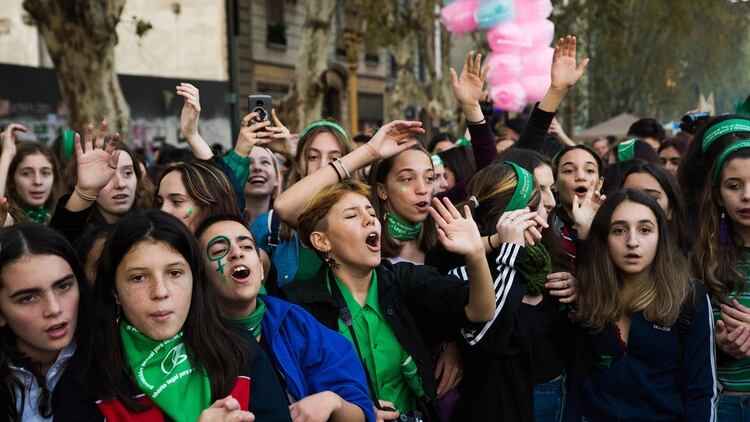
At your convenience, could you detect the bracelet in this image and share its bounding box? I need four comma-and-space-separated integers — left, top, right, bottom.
74, 185, 98, 202
328, 162, 343, 182
335, 158, 351, 179
488, 234, 500, 251
466, 118, 486, 125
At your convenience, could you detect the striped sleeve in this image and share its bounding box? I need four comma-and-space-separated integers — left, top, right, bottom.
684, 293, 718, 422
451, 243, 524, 346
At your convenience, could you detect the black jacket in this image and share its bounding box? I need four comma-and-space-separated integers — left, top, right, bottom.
282, 260, 481, 421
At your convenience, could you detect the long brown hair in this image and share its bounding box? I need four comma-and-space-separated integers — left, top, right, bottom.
368, 144, 437, 259
691, 148, 750, 302
6, 142, 61, 223
574, 189, 693, 331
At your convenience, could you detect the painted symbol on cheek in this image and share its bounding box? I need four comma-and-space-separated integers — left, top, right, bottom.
205, 235, 230, 282
400, 186, 408, 192
183, 207, 194, 220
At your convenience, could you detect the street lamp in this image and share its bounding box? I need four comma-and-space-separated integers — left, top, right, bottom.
341, 3, 367, 135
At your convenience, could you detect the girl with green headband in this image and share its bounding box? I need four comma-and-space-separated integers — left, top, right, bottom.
0, 124, 60, 226
691, 133, 750, 420
52, 211, 291, 421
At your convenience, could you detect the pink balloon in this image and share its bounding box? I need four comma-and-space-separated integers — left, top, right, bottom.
520, 19, 555, 47
485, 52, 523, 85
514, 0, 553, 22
487, 23, 525, 54
441, 0, 479, 35
522, 46, 554, 75
491, 81, 527, 113
521, 74, 551, 103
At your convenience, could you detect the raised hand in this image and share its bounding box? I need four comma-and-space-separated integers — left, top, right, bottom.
1, 123, 27, 156
450, 50, 488, 107
235, 112, 272, 157
74, 121, 121, 198
366, 120, 424, 160
495, 208, 546, 246
550, 35, 589, 91
429, 197, 484, 257
572, 177, 606, 239
177, 83, 201, 141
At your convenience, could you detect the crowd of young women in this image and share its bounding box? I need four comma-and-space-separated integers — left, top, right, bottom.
0, 34, 748, 422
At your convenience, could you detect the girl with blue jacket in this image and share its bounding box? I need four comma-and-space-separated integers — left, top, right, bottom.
565, 189, 717, 421
196, 214, 374, 422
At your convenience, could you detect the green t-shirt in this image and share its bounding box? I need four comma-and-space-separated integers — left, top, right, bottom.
328, 271, 424, 412
714, 247, 750, 392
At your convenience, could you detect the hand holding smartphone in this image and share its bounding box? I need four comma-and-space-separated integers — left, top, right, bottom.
248, 94, 272, 123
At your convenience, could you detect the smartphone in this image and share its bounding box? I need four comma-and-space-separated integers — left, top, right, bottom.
248, 94, 272, 123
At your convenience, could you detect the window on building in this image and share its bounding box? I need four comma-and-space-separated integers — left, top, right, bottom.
266, 0, 286, 46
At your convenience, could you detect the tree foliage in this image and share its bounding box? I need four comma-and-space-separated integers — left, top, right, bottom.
553, 0, 750, 127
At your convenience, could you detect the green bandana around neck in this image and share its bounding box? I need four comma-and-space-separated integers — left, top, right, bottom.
119, 322, 211, 422
701, 118, 750, 153
387, 212, 423, 241
298, 120, 349, 142
502, 161, 535, 212
617, 138, 638, 162
230, 297, 267, 338
712, 139, 750, 186
23, 205, 49, 224
516, 243, 552, 296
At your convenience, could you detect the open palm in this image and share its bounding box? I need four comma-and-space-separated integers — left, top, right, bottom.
450, 51, 488, 106
75, 121, 121, 194
367, 120, 425, 160
550, 35, 589, 90
428, 197, 484, 256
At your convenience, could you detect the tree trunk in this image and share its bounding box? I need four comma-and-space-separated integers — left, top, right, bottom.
283, 0, 337, 133
23, 0, 130, 141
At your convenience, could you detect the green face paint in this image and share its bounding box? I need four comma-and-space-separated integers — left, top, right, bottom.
205, 235, 230, 280
183, 207, 194, 220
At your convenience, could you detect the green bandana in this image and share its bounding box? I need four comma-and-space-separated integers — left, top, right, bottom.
502, 161, 535, 212
712, 139, 750, 186
516, 244, 552, 296
701, 118, 750, 153
387, 212, 423, 241
62, 130, 75, 163
298, 120, 349, 141
431, 154, 444, 167
119, 322, 211, 422
617, 138, 638, 162
230, 297, 267, 338
455, 136, 471, 147
22, 205, 49, 224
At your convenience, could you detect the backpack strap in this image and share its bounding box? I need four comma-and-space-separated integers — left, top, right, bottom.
266, 210, 282, 255
676, 281, 704, 389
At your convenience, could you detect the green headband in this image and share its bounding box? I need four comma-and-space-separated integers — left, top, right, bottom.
62, 130, 75, 163
431, 154, 444, 166
701, 118, 750, 153
298, 120, 349, 142
617, 138, 638, 162
712, 139, 750, 186
503, 161, 535, 212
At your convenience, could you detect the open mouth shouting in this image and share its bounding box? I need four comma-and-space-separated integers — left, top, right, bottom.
365, 231, 380, 252
45, 321, 69, 340
230, 264, 252, 283
414, 201, 429, 213
573, 185, 589, 198
248, 175, 268, 186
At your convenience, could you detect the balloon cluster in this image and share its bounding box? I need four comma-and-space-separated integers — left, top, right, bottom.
440, 0, 555, 112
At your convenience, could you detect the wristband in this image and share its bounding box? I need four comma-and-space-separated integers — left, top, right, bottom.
328, 162, 343, 182
466, 118, 486, 125
488, 234, 500, 251
336, 158, 351, 179
74, 185, 98, 202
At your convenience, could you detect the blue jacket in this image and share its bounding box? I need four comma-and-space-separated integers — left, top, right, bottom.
565, 292, 718, 422
252, 212, 299, 286
261, 295, 375, 421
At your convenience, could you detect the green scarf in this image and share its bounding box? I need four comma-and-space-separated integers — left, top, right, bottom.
119, 322, 211, 422
22, 205, 49, 224
516, 244, 552, 296
387, 212, 423, 241
230, 297, 267, 337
